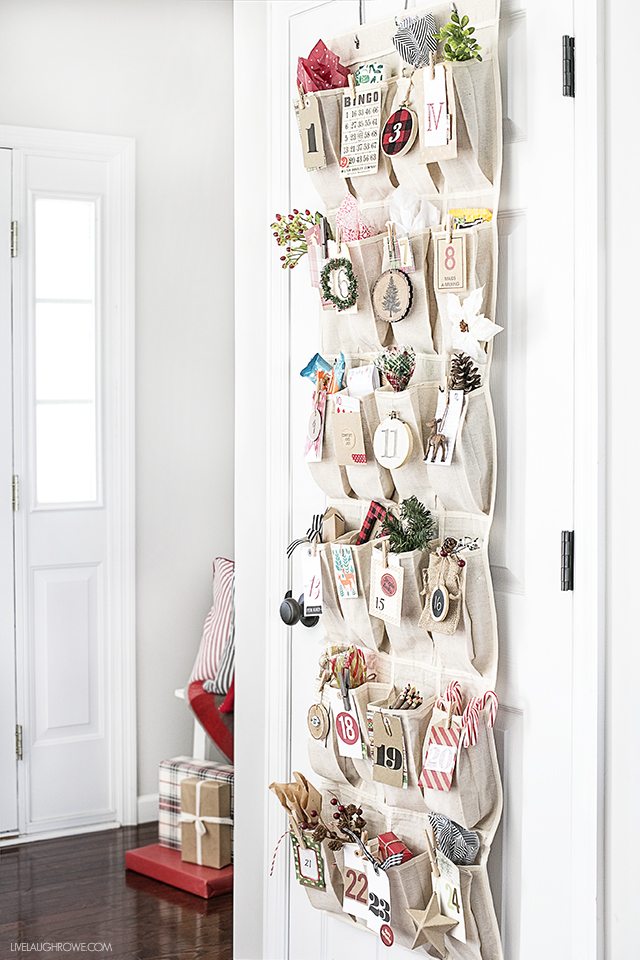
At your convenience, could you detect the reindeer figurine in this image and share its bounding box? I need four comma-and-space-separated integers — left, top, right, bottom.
425, 417, 448, 463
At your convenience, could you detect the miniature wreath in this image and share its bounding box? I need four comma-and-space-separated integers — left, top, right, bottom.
320, 257, 358, 311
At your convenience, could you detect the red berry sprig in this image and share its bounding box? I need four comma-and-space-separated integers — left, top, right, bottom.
270, 208, 322, 270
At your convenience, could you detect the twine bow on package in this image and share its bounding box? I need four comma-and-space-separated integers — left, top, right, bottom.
272, 3, 506, 957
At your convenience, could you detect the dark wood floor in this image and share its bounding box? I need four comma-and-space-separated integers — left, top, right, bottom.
0, 822, 233, 960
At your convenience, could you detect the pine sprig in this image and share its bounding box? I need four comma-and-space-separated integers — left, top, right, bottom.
383, 496, 438, 553
436, 9, 482, 62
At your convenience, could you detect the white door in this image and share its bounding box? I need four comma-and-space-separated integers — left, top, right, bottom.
266, 1, 587, 959
0, 148, 18, 838
4, 135, 136, 836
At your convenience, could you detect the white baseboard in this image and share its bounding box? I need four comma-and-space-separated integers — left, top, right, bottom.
137, 793, 159, 823
0, 822, 120, 847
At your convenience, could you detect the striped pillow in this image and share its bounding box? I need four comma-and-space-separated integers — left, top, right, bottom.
209, 592, 235, 694
190, 558, 235, 682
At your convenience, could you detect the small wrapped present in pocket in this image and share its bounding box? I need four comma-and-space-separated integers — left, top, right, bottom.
378, 831, 413, 865
180, 777, 233, 869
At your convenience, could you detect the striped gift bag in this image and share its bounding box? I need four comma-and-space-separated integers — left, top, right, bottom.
159, 756, 234, 852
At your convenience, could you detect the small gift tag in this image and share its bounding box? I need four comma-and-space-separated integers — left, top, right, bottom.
369, 548, 404, 626
420, 724, 461, 792
420, 63, 457, 161
436, 235, 466, 291
342, 844, 371, 922
331, 544, 358, 599
371, 709, 406, 788
373, 414, 413, 469
304, 391, 326, 462
334, 410, 366, 465
302, 548, 323, 616
347, 363, 380, 399
333, 691, 364, 759
436, 851, 466, 942
366, 860, 392, 933
340, 83, 381, 178
424, 389, 465, 467
290, 833, 326, 889
294, 92, 327, 171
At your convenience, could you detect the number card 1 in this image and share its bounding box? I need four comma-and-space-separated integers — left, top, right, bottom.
342, 844, 370, 922
436, 850, 466, 942
333, 691, 364, 759
436, 235, 466, 291
294, 93, 327, 171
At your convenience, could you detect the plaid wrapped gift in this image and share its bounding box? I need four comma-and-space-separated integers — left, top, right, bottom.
159, 756, 234, 854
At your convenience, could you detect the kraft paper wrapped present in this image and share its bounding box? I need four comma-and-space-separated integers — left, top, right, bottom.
159, 755, 234, 851
180, 778, 233, 869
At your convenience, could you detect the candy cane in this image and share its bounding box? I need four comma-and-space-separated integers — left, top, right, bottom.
462, 697, 482, 748
482, 690, 499, 728
437, 680, 464, 716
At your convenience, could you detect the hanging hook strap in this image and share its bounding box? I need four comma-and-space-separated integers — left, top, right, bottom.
359, 0, 365, 25
287, 513, 323, 558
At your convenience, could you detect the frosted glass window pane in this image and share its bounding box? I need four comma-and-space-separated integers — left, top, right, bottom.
36, 303, 95, 402
35, 199, 95, 301
36, 404, 97, 504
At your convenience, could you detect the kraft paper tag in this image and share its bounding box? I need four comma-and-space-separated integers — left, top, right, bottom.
340, 86, 381, 178
436, 851, 466, 942
371, 710, 406, 789
334, 410, 366, 465
294, 93, 326, 171
436, 235, 466, 291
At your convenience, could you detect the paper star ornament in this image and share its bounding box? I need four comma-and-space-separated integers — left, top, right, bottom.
446, 287, 503, 365
406, 892, 456, 956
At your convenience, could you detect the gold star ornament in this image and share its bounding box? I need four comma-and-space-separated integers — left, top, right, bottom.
406, 891, 457, 956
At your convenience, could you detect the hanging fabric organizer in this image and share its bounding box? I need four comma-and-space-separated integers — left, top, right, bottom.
283, 3, 506, 958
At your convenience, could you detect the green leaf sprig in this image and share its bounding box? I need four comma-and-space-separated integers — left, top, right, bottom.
436, 9, 482, 62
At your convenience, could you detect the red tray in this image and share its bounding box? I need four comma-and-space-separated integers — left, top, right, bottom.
125, 843, 233, 899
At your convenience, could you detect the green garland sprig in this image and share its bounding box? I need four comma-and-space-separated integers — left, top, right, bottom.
436, 9, 482, 62
320, 258, 358, 311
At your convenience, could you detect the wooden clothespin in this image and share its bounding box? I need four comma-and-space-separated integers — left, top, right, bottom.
297, 83, 306, 110
425, 823, 440, 878
348, 72, 357, 99
429, 50, 436, 81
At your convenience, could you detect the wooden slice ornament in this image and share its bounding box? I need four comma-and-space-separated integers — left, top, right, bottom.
381, 106, 418, 158
373, 413, 413, 469
372, 268, 413, 323
307, 702, 330, 740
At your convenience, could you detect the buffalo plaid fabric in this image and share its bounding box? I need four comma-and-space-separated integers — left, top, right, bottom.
159, 756, 234, 851
355, 500, 389, 545
381, 108, 416, 156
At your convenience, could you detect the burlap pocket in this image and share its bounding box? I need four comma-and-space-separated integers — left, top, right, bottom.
347, 81, 397, 207
445, 864, 503, 960
374, 385, 431, 501
439, 59, 500, 197
333, 534, 387, 651
349, 680, 389, 782
368, 693, 435, 812
384, 548, 431, 660
389, 230, 437, 354
339, 236, 393, 353
307, 724, 359, 788
419, 553, 465, 637
305, 842, 345, 916
344, 392, 395, 501
306, 89, 351, 218
387, 851, 434, 949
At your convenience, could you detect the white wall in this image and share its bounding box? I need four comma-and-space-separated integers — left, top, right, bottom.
605, 2, 640, 955
0, 0, 234, 801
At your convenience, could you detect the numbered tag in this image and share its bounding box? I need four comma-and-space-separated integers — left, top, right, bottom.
420, 724, 461, 792
333, 693, 364, 759
302, 549, 323, 617
369, 550, 404, 626
424, 389, 465, 467
381, 106, 418, 158
373, 415, 413, 469
342, 844, 370, 921
294, 93, 326, 171
304, 392, 326, 462
331, 544, 358, 599
422, 64, 449, 147
290, 833, 326, 889
436, 235, 466, 291
430, 585, 450, 622
436, 851, 466, 942
371, 709, 406, 788
340, 86, 381, 178
365, 860, 392, 933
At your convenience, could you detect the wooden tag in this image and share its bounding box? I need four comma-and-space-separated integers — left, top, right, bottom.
436, 235, 466, 291
372, 269, 413, 323
294, 93, 326, 171
373, 415, 413, 469
371, 710, 406, 788
340, 86, 381, 178
334, 410, 366, 465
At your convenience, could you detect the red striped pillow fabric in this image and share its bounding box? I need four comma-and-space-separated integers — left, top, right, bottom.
190, 557, 235, 682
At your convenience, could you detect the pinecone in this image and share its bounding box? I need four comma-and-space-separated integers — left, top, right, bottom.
312, 824, 328, 843
449, 352, 482, 393
328, 839, 344, 851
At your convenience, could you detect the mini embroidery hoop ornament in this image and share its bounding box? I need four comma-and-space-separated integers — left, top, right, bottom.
381, 73, 418, 158
373, 411, 413, 468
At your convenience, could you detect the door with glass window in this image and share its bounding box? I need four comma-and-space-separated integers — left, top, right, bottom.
0, 143, 128, 836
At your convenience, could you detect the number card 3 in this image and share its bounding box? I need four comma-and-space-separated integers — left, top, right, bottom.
436, 851, 466, 942
342, 844, 370, 922
333, 692, 364, 759
420, 724, 461, 792
369, 548, 404, 626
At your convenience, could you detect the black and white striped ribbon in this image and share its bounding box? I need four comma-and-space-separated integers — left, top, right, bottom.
428, 812, 480, 866
393, 13, 438, 68
286, 513, 324, 559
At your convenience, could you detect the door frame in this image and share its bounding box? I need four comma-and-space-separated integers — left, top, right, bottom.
0, 125, 137, 836
233, 1, 607, 958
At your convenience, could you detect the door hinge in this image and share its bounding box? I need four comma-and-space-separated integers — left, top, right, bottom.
561, 530, 574, 591
563, 35, 575, 97
11, 474, 19, 512
15, 724, 23, 761
10, 220, 17, 258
